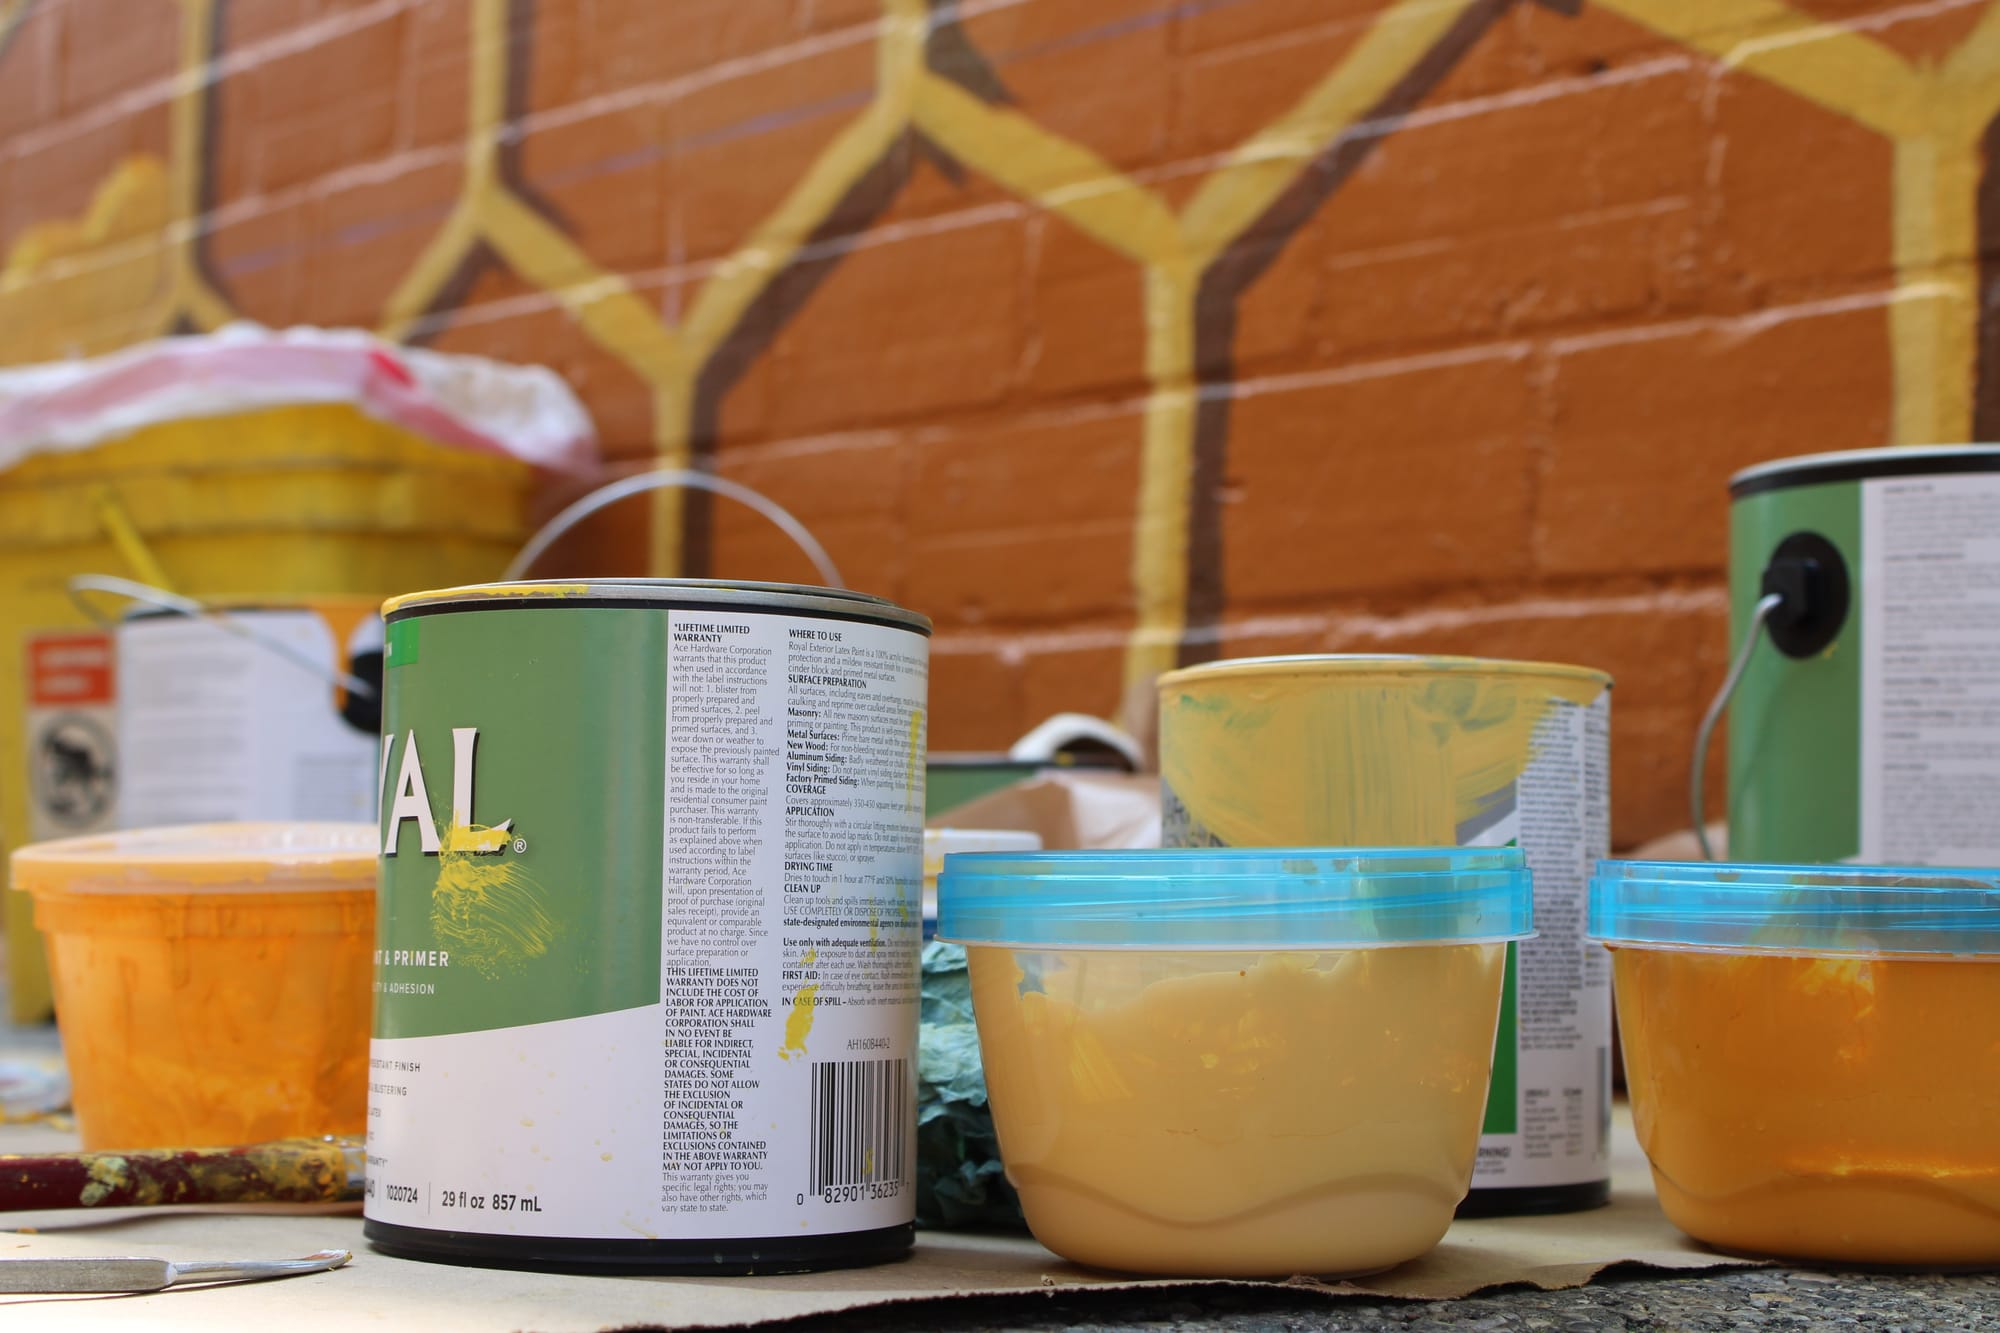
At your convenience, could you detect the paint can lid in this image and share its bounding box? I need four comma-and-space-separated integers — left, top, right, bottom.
1589, 860, 2000, 958
381, 578, 932, 634
936, 846, 1532, 950
11, 823, 378, 895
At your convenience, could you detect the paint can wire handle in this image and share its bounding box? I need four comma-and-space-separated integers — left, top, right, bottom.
1688, 592, 1784, 860
503, 469, 844, 587
67, 575, 380, 702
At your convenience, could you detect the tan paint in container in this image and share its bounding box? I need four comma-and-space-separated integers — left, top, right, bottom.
1157, 655, 1613, 1214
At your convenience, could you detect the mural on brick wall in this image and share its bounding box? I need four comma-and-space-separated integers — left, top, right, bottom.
4, 0, 2000, 843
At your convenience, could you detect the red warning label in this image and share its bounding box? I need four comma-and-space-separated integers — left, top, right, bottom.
28, 633, 115, 707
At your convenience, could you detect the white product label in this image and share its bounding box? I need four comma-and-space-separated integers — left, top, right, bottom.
658, 611, 923, 1236
1465, 693, 1613, 1191
118, 612, 376, 825
1860, 474, 2000, 865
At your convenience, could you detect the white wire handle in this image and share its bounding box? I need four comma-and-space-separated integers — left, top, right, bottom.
503, 469, 844, 587
68, 575, 379, 701
1689, 591, 1784, 861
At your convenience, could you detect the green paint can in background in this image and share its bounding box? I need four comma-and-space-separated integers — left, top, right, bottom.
1725, 447, 2000, 863
362, 580, 930, 1273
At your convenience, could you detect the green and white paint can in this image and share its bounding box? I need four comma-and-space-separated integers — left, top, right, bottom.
1725, 447, 2000, 864
362, 580, 930, 1273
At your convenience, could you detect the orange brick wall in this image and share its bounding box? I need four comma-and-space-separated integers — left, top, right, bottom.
5, 0, 1997, 846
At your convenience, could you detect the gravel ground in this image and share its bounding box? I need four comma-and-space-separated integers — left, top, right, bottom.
750, 1268, 2000, 1332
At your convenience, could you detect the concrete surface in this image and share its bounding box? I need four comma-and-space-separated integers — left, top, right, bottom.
768, 1267, 2000, 1331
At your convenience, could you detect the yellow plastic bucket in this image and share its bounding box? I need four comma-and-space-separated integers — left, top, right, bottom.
2, 403, 532, 1020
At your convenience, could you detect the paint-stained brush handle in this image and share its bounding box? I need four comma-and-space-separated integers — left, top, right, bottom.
0, 1137, 365, 1213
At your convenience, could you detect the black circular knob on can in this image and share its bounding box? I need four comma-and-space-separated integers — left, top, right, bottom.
341, 648, 385, 735
1760, 531, 1850, 659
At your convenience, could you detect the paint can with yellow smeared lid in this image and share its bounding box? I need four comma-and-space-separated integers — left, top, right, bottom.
363, 578, 930, 1273
1157, 654, 1612, 1216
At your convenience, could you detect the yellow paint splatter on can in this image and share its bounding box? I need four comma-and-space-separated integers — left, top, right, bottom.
431, 821, 560, 980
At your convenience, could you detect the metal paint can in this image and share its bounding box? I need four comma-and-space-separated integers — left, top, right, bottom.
1157, 655, 1613, 1215
363, 579, 930, 1273
1726, 446, 2000, 864
116, 600, 383, 827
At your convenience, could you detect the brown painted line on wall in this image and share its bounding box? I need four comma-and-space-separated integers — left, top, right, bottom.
1178, 0, 1560, 667
388, 0, 579, 349
497, 0, 575, 234
189, 0, 232, 306
681, 137, 916, 577
677, 9, 1017, 578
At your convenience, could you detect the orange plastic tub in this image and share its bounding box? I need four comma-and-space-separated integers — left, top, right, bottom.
11, 823, 376, 1149
1591, 860, 2000, 1266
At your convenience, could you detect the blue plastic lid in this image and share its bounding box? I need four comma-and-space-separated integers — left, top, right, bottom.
1589, 860, 2000, 958
935, 847, 1533, 951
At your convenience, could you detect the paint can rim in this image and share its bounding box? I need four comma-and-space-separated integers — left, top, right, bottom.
381, 578, 931, 635
1730, 445, 2000, 498
1158, 653, 1611, 690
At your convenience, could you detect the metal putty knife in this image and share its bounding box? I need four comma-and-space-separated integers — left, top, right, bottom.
0, 1248, 350, 1294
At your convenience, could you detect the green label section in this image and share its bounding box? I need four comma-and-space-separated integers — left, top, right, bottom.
385, 616, 419, 668
375, 607, 667, 1039
1481, 941, 1519, 1135
1728, 483, 1863, 862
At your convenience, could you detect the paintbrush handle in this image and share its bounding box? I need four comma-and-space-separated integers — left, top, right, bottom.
0, 1137, 365, 1212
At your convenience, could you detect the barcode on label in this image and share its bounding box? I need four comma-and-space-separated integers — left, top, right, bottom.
809, 1058, 910, 1197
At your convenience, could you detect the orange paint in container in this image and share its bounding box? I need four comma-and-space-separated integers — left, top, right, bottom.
10, 823, 376, 1150
1590, 860, 2000, 1266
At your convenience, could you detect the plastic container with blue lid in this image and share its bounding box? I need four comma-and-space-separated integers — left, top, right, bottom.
1590, 858, 2000, 1266
935, 847, 1532, 1279
937, 845, 1533, 951
1589, 859, 2000, 958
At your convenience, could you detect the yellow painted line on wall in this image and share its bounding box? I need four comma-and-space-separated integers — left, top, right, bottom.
912, 75, 1179, 264
1180, 0, 1482, 263
676, 101, 909, 366
912, 0, 1517, 735
1122, 262, 1199, 731
485, 191, 678, 377
1887, 138, 1977, 447
1606, 0, 1928, 138
648, 0, 927, 576
371, 0, 949, 577
0, 0, 31, 57
1603, 0, 2000, 447
1129, 0, 1488, 734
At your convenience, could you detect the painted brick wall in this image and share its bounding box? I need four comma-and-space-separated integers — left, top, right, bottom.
4, 0, 1995, 846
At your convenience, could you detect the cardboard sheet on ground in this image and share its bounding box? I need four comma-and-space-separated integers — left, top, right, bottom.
0, 1108, 1759, 1331
930, 770, 1163, 850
